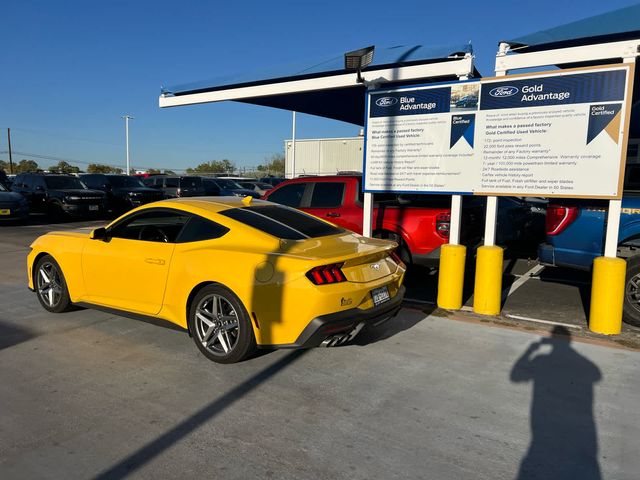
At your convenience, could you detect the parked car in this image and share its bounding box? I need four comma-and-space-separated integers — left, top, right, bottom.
537, 193, 640, 326
11, 173, 106, 217
237, 180, 273, 196
259, 176, 285, 187
0, 180, 29, 222
262, 175, 477, 266
27, 197, 405, 363
81, 174, 165, 214
0, 169, 9, 188
142, 175, 205, 198
263, 175, 538, 266
201, 177, 261, 198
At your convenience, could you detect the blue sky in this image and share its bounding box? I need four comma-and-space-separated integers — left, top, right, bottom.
0, 0, 637, 172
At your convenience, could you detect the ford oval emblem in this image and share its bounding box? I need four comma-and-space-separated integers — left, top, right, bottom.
489, 86, 519, 98
375, 97, 398, 107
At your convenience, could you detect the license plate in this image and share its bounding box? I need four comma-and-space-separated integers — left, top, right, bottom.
371, 285, 390, 306
89, 205, 99, 211
0, 209, 10, 215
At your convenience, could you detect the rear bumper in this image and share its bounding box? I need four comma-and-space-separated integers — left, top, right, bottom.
270, 285, 405, 348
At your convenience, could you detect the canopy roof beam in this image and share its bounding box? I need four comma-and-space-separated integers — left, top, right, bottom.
159, 55, 474, 109
496, 39, 640, 73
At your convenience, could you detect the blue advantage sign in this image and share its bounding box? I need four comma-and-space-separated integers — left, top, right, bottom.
364, 64, 634, 199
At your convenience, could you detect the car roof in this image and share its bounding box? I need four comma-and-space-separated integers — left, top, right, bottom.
134, 196, 269, 215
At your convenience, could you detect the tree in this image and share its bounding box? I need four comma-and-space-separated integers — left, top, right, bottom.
49, 161, 80, 174
186, 159, 235, 174
14, 159, 39, 173
257, 153, 285, 176
87, 163, 123, 174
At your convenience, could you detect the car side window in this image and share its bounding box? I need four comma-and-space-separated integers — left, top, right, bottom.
267, 183, 306, 208
23, 175, 34, 189
176, 215, 229, 243
82, 175, 100, 189
33, 176, 46, 189
108, 210, 190, 243
309, 182, 345, 208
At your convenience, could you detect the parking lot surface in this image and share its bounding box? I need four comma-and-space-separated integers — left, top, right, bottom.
2, 219, 640, 479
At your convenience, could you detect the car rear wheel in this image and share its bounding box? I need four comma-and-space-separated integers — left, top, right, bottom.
35, 255, 73, 313
623, 256, 640, 327
188, 284, 256, 364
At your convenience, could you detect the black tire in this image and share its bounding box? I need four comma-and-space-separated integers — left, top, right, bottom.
47, 201, 65, 222
623, 256, 640, 327
188, 284, 256, 364
374, 230, 412, 266
34, 255, 73, 313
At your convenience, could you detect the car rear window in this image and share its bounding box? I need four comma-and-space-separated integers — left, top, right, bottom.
219, 205, 344, 240
310, 182, 345, 208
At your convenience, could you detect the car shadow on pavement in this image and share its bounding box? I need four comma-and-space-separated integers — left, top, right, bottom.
91, 349, 307, 480
0, 320, 36, 350
352, 307, 433, 346
510, 326, 602, 480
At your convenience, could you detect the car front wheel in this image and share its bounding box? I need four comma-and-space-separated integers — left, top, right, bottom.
188, 284, 256, 364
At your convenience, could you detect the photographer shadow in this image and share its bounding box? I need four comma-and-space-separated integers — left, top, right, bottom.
510, 326, 602, 480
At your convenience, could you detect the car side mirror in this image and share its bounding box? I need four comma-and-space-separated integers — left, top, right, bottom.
90, 227, 107, 240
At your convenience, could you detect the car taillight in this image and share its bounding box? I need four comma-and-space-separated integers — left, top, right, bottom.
389, 250, 406, 269
436, 213, 450, 238
306, 263, 346, 285
546, 205, 579, 235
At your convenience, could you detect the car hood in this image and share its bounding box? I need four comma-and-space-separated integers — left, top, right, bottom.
0, 191, 26, 203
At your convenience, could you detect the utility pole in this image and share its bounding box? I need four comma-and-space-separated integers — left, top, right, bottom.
7, 128, 14, 174
122, 115, 134, 175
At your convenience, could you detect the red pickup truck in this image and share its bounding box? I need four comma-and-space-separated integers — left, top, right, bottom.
262, 175, 483, 266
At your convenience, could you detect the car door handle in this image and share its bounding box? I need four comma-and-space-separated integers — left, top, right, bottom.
145, 258, 166, 265
326, 212, 340, 218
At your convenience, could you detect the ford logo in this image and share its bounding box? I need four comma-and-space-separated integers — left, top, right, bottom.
489, 86, 519, 98
375, 97, 398, 107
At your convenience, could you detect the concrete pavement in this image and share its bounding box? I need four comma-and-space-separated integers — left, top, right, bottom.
1, 220, 639, 479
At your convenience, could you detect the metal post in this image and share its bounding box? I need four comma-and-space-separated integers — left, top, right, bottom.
482, 55, 508, 247
449, 194, 462, 244
603, 55, 636, 258
291, 111, 296, 179
122, 115, 133, 175
363, 192, 373, 237
7, 128, 14, 174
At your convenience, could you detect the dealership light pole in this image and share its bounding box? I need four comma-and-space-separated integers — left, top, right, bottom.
122, 115, 134, 175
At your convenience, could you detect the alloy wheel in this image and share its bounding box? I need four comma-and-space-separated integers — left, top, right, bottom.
194, 294, 240, 356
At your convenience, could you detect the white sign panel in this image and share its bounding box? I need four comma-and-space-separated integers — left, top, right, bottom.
364, 64, 634, 199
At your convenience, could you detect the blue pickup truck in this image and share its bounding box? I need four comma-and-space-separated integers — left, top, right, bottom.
538, 192, 640, 326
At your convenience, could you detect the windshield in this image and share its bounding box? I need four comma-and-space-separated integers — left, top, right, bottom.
108, 176, 145, 188
216, 179, 242, 189
44, 176, 86, 190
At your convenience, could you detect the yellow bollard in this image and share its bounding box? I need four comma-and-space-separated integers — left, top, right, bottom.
473, 245, 503, 315
437, 244, 466, 310
589, 256, 626, 335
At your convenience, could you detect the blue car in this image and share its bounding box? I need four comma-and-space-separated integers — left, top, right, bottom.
0, 181, 29, 222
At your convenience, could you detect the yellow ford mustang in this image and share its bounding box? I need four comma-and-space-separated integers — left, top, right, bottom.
27, 197, 406, 363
